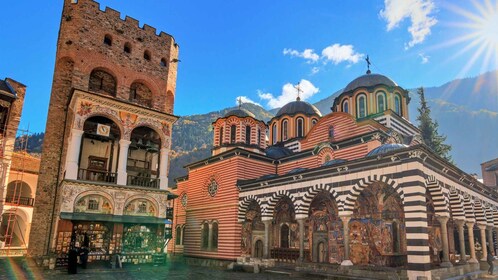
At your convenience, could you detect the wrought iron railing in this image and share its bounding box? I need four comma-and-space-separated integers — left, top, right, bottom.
77, 168, 117, 183
5, 196, 34, 206
127, 175, 160, 189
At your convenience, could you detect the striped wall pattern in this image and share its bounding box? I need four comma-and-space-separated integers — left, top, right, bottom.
493, 207, 498, 227
238, 195, 264, 222
425, 176, 450, 216
486, 205, 494, 226
263, 190, 298, 220
297, 183, 341, 217
342, 174, 402, 214
448, 190, 465, 220
474, 200, 487, 224
463, 195, 476, 222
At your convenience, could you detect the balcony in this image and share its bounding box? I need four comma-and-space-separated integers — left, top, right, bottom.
5, 196, 35, 207
127, 174, 160, 189
77, 168, 117, 184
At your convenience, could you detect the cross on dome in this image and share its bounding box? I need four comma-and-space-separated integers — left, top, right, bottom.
294, 82, 303, 101
366, 55, 371, 75
237, 96, 243, 108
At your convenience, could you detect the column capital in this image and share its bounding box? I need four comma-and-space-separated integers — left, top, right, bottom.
339, 215, 352, 223
160, 147, 169, 153
119, 139, 131, 145
487, 225, 494, 230
466, 221, 475, 228
295, 214, 307, 221
71, 128, 85, 136
478, 224, 487, 230
436, 215, 449, 224
262, 219, 272, 225
454, 219, 466, 227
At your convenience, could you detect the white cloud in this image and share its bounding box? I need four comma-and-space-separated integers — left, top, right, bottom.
380, 0, 437, 49
419, 52, 429, 64
310, 67, 320, 75
283, 48, 320, 63
258, 79, 319, 109
321, 44, 364, 65
235, 96, 261, 107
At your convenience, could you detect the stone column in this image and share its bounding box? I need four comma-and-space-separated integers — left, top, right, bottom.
208, 223, 213, 251
487, 226, 494, 256
116, 139, 131, 185
159, 147, 169, 190
297, 218, 305, 262
467, 222, 478, 263
479, 224, 488, 261
340, 215, 353, 266
437, 216, 452, 267
263, 220, 271, 258
455, 220, 467, 263
64, 129, 84, 180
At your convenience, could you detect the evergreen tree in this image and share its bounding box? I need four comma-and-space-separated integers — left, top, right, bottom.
416, 87, 452, 161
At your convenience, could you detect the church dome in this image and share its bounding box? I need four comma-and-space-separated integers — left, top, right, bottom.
275, 100, 322, 118
366, 143, 409, 157
343, 73, 397, 93
224, 108, 255, 118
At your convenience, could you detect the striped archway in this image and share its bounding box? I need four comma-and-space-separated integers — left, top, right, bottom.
263, 190, 297, 220
448, 188, 465, 220
238, 195, 264, 223
298, 183, 340, 216
342, 174, 403, 214
425, 175, 451, 216
474, 200, 486, 225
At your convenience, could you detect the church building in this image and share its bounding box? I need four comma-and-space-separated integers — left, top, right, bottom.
171, 71, 498, 280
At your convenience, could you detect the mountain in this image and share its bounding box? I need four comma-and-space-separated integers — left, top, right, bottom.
17, 71, 498, 184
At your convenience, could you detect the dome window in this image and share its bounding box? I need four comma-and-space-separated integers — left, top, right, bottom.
230, 125, 237, 144
257, 128, 261, 146
356, 94, 367, 118
219, 127, 224, 146
377, 92, 386, 113
296, 117, 304, 138
342, 100, 349, 113
245, 125, 251, 145
281, 119, 288, 141
394, 94, 402, 115
272, 123, 277, 144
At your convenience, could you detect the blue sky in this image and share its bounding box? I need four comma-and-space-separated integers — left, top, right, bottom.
0, 0, 497, 133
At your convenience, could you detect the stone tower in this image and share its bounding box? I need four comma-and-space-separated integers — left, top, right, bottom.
29, 0, 179, 260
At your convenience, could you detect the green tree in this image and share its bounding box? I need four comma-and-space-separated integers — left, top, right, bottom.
416, 87, 452, 161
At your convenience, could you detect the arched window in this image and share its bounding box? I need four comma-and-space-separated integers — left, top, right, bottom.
201, 222, 209, 249
342, 99, 349, 113
144, 50, 151, 61
245, 125, 251, 145
328, 125, 335, 138
212, 222, 219, 250
311, 118, 318, 127
281, 119, 288, 141
296, 118, 304, 138
219, 127, 224, 146
89, 69, 116, 96
356, 94, 367, 118
281, 224, 289, 248
257, 128, 261, 146
130, 82, 153, 107
104, 34, 112, 46
392, 221, 400, 253
377, 92, 386, 112
394, 94, 402, 115
175, 226, 182, 245
272, 123, 277, 144
160, 58, 168, 68
124, 42, 132, 53
230, 125, 236, 144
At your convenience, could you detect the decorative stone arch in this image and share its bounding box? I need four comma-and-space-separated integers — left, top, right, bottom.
463, 194, 476, 222
129, 79, 154, 106
448, 188, 465, 220
264, 190, 297, 220
298, 184, 341, 216
4, 207, 29, 225
73, 191, 115, 214
76, 110, 124, 138
123, 194, 160, 216
88, 67, 118, 96
342, 175, 403, 214
238, 195, 264, 222
425, 175, 451, 216
6, 180, 34, 198
473, 200, 486, 225
129, 123, 166, 148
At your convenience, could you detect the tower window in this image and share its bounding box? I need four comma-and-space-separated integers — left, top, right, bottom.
124, 42, 132, 53
342, 100, 349, 113
281, 119, 288, 141
296, 118, 304, 138
356, 94, 367, 118
144, 50, 151, 61
104, 34, 112, 46
219, 127, 224, 146
272, 123, 277, 144
257, 128, 261, 146
377, 92, 386, 113
245, 125, 251, 145
230, 125, 236, 144
89, 69, 116, 96
394, 94, 402, 115
160, 58, 168, 68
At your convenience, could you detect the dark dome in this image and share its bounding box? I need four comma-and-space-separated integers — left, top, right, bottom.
224, 108, 255, 118
322, 159, 347, 167
275, 100, 322, 118
366, 143, 409, 157
265, 146, 293, 159
343, 73, 397, 93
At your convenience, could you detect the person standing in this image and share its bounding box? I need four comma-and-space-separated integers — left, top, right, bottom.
487, 251, 494, 275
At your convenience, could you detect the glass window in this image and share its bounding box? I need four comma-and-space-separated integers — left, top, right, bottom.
272, 123, 277, 144
377, 93, 386, 112
296, 118, 304, 138
212, 222, 218, 249
175, 226, 182, 245
257, 128, 261, 146
219, 127, 224, 146
201, 223, 209, 249
245, 126, 251, 145
342, 100, 349, 113
230, 125, 236, 144
281, 120, 288, 141
394, 94, 402, 115
357, 94, 367, 118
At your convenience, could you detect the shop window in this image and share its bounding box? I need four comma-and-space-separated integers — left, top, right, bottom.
123, 224, 161, 253
230, 125, 236, 144
212, 222, 218, 249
